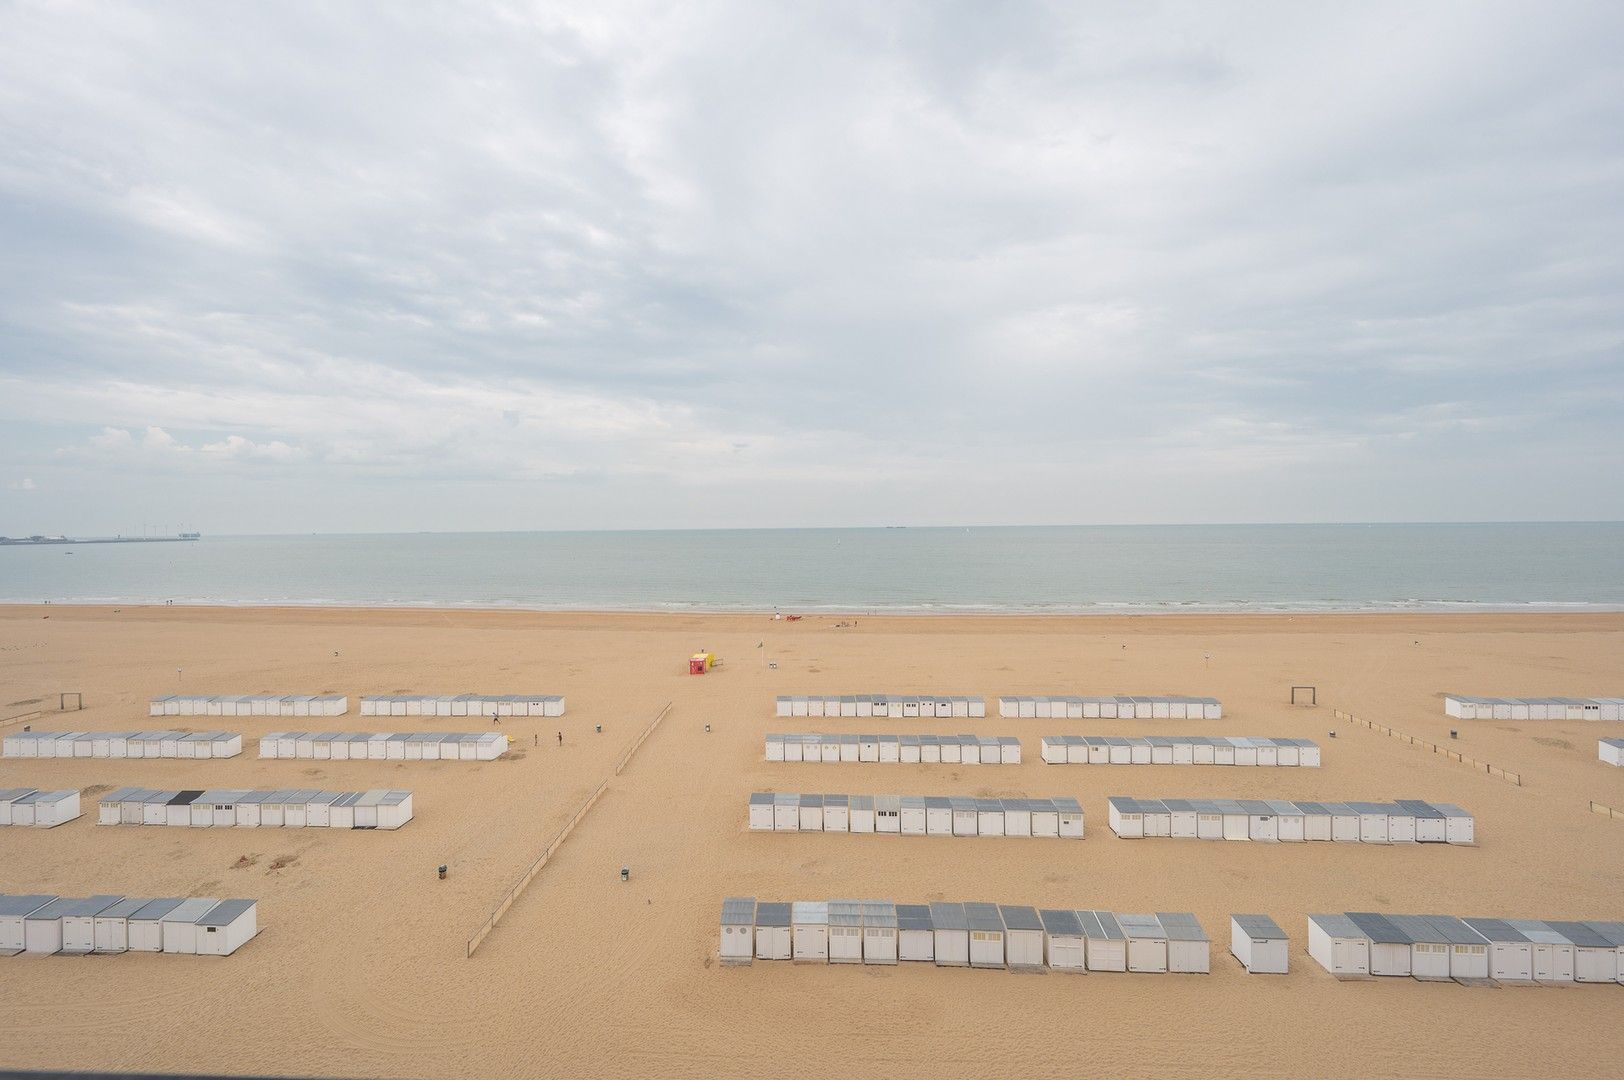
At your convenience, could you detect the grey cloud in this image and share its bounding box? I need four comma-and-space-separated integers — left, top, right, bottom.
0, 1, 1621, 533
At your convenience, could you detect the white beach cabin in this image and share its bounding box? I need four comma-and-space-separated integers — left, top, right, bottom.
930, 902, 970, 967
1000, 905, 1045, 971
1159, 912, 1211, 973
720, 897, 755, 964
92, 897, 151, 954
897, 904, 935, 962
1081, 911, 1128, 972
1231, 914, 1288, 974
1307, 914, 1370, 977
1118, 913, 1169, 973
791, 900, 827, 962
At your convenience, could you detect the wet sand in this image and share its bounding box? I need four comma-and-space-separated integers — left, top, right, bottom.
2, 604, 1623, 1079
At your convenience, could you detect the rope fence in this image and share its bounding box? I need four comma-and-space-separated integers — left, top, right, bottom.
465, 701, 672, 958
1333, 708, 1522, 786
1590, 801, 1624, 821
1, 710, 44, 730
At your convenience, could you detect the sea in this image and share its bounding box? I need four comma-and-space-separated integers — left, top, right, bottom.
1, 523, 1622, 614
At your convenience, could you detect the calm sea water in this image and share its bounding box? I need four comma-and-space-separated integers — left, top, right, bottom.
2, 524, 1622, 613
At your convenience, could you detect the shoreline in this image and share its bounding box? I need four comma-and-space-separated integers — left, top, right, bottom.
3, 597, 1624, 623
7, 599, 1624, 618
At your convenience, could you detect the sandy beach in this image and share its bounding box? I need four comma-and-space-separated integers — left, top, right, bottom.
3, 604, 1623, 1079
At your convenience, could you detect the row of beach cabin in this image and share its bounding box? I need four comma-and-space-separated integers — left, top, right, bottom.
775, 695, 985, 718
0, 894, 256, 957
1444, 695, 1624, 721
257, 731, 508, 760
1000, 695, 1222, 719
3, 730, 243, 759
1600, 739, 1624, 766
1107, 798, 1474, 844
749, 793, 1084, 837
721, 899, 1208, 972
766, 733, 1019, 764
96, 787, 413, 829
360, 694, 564, 717
1042, 735, 1320, 766
151, 694, 346, 717
0, 789, 81, 827
1309, 912, 1624, 984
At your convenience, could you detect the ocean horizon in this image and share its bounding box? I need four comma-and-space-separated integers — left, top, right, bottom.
3, 522, 1622, 614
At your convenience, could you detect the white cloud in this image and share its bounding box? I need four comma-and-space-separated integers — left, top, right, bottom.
0, 1, 1621, 531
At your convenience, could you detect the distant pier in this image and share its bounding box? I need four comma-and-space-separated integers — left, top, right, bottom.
0, 533, 201, 546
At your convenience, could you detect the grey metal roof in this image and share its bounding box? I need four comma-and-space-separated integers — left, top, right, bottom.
98, 897, 152, 920
929, 902, 968, 931
1309, 913, 1365, 939
896, 904, 932, 931
1232, 914, 1286, 940
1582, 921, 1624, 947
1346, 912, 1413, 944
1052, 796, 1083, 814
1157, 912, 1209, 942
133, 896, 199, 922
1238, 800, 1275, 815
1434, 804, 1473, 819
1264, 800, 1302, 816
754, 902, 791, 928
999, 905, 1042, 931
26, 897, 88, 920
964, 903, 1004, 932
379, 790, 412, 806
974, 798, 1003, 813
849, 795, 874, 811
1421, 915, 1482, 945
1544, 920, 1613, 948
1039, 909, 1082, 936
1387, 914, 1447, 943
949, 796, 976, 811
923, 796, 950, 810
1117, 913, 1166, 940
196, 899, 256, 927
720, 897, 756, 925
160, 898, 220, 925
1397, 799, 1446, 819
1459, 917, 1526, 944
861, 901, 897, 928
791, 901, 826, 924
1293, 801, 1331, 816
1160, 799, 1195, 813
1082, 911, 1122, 940
0, 894, 58, 916
1505, 919, 1573, 945
749, 792, 772, 806
823, 793, 850, 808
1108, 796, 1136, 812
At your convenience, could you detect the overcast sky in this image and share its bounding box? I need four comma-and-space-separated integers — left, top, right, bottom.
1, 2, 1621, 535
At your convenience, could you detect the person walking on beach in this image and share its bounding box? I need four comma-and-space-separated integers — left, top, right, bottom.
557, 731, 563, 746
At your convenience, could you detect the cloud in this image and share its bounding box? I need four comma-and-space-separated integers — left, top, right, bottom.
6, 477, 36, 491
61, 426, 310, 470
0, 2, 1622, 532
